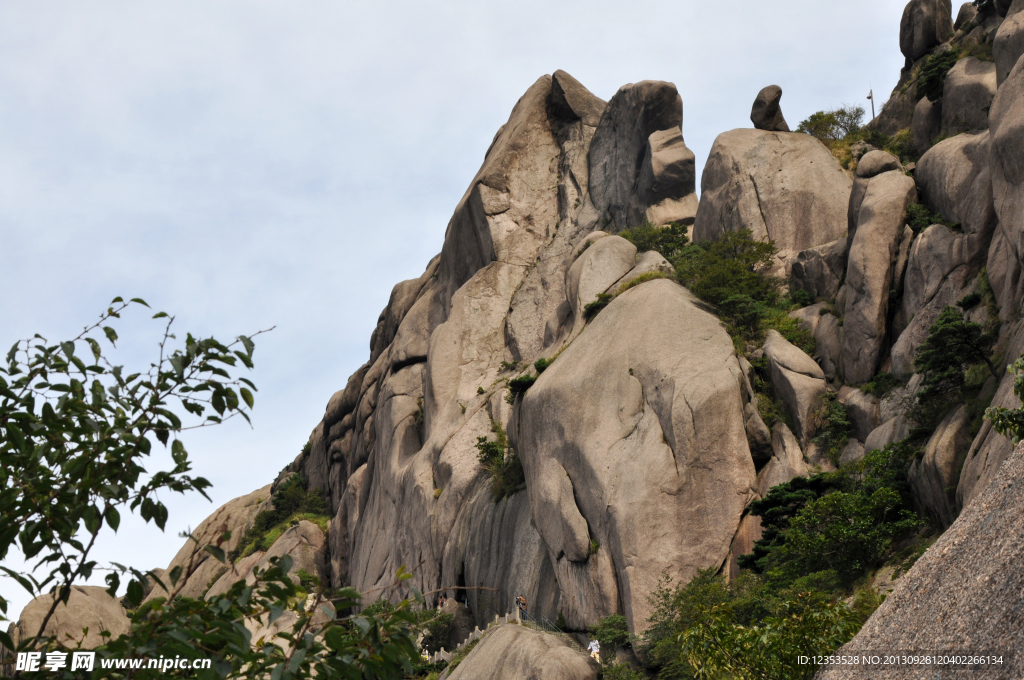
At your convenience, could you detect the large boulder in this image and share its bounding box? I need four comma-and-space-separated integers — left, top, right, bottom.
841, 171, 918, 384
588, 81, 697, 230
693, 129, 851, 271
910, 95, 942, 156
5, 586, 130, 652
442, 623, 598, 680
900, 0, 955, 62
565, 234, 637, 321
515, 279, 756, 632
909, 405, 972, 528
790, 238, 847, 301
915, 132, 996, 260
750, 85, 789, 132
941, 57, 997, 136
815, 441, 1024, 680
763, 330, 827, 443
838, 386, 881, 441
756, 423, 809, 496
994, 5, 1024, 85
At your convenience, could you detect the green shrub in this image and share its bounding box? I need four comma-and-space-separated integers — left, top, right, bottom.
603, 664, 646, 680
860, 372, 902, 398
475, 422, 526, 501
499, 360, 520, 372
742, 440, 921, 588
795, 105, 865, 145
755, 392, 789, 428
917, 49, 961, 102
615, 270, 670, 295
905, 203, 957, 233
619, 221, 690, 259
583, 293, 613, 321
914, 306, 997, 427
884, 128, 914, 162
957, 292, 982, 310
230, 475, 331, 561
418, 612, 455, 654
588, 614, 631, 663
506, 374, 536, 402
534, 357, 551, 373
813, 392, 851, 464
986, 357, 1024, 443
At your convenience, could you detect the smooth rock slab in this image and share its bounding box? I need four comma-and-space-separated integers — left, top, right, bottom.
763, 330, 826, 443
515, 279, 755, 632
909, 405, 971, 528
941, 57, 997, 136
442, 623, 599, 680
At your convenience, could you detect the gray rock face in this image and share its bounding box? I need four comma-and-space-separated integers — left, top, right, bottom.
756, 423, 809, 497
915, 132, 996, 258
515, 279, 756, 632
985, 53, 1024, 316
838, 386, 882, 441
744, 400, 774, 465
910, 95, 942, 156
693, 129, 851, 271
750, 85, 789, 132
763, 330, 827, 443
994, 7, 1024, 84
954, 2, 978, 30
815, 441, 1024, 680
147, 484, 272, 602
941, 57, 997, 136
900, 0, 955, 61
566, 234, 637, 322
588, 81, 697, 230
957, 324, 1024, 508
838, 439, 866, 467
841, 171, 918, 384
443, 624, 598, 680
864, 416, 912, 453
910, 405, 971, 527
4, 586, 130, 653
857, 150, 903, 178
891, 260, 971, 376
550, 70, 606, 127
790, 238, 847, 301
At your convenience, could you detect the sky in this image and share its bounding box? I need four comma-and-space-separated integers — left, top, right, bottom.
0, 0, 908, 621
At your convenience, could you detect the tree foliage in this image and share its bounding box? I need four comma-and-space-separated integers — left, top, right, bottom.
914, 306, 996, 419
986, 357, 1024, 443
0, 299, 421, 679
795, 106, 865, 144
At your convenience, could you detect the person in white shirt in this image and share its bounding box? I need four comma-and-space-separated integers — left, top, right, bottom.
587, 639, 600, 663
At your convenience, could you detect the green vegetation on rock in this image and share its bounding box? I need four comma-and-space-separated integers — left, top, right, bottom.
475, 421, 525, 502
230, 473, 331, 562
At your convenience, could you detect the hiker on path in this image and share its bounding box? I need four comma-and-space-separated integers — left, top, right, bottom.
515, 594, 528, 621
587, 638, 600, 663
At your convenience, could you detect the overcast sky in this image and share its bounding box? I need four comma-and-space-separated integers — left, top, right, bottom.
0, 0, 907, 619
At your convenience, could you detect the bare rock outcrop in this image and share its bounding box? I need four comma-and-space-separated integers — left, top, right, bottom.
515, 279, 756, 631
909, 405, 972, 528
763, 330, 826, 443
442, 624, 599, 680
693, 129, 851, 271
994, 3, 1024, 84
790, 238, 847, 301
941, 57, 997, 136
588, 80, 697, 230
815, 441, 1024, 680
911, 95, 942, 156
900, 0, 955, 62
756, 423, 809, 496
841, 168, 917, 384
4, 587, 130, 652
750, 85, 789, 132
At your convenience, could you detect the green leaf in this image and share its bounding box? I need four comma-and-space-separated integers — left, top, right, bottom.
111, 296, 124, 304
0, 630, 14, 653
240, 387, 254, 409
152, 311, 168, 319
168, 565, 182, 586
130, 297, 149, 307
103, 326, 118, 346
204, 545, 226, 564
126, 579, 144, 606
106, 507, 120, 532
